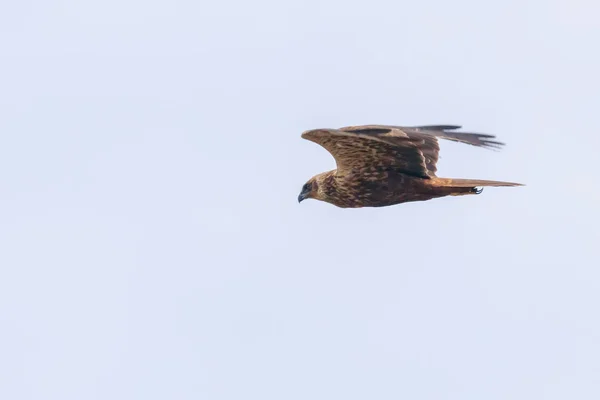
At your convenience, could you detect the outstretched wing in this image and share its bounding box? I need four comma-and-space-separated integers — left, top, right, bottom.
302, 124, 503, 178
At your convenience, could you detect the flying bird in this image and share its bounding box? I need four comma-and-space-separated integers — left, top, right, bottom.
298, 124, 522, 208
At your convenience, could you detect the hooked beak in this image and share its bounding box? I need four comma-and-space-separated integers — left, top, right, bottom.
298, 192, 306, 203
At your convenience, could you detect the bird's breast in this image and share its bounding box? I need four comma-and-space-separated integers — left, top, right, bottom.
325, 170, 414, 207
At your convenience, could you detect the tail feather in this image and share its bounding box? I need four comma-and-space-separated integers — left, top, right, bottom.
435, 178, 524, 188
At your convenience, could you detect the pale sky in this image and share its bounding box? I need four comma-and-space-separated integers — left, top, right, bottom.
1, 1, 599, 399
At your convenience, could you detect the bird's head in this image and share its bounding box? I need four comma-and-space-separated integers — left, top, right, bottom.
297, 177, 319, 203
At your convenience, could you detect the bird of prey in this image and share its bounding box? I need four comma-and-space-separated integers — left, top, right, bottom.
298, 124, 522, 208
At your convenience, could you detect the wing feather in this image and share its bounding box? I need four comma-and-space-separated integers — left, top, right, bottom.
302, 124, 504, 178
342, 124, 504, 149
301, 128, 430, 178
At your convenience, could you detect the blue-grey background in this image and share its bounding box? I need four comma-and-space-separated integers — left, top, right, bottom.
1, 1, 599, 399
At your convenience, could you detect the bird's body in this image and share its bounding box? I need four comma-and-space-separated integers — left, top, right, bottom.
309, 169, 446, 208
298, 124, 522, 208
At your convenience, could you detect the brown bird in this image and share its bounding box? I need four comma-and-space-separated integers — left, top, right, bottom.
298, 124, 522, 208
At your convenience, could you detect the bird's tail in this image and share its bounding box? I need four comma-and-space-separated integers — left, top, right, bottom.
432, 178, 523, 196
436, 178, 524, 188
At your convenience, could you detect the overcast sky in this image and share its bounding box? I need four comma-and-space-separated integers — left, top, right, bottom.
1, 1, 599, 399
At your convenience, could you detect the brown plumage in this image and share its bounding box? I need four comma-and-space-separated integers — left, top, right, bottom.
298, 124, 523, 208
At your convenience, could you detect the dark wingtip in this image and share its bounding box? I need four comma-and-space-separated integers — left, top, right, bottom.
444, 131, 506, 151
414, 125, 506, 150
478, 137, 505, 151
